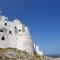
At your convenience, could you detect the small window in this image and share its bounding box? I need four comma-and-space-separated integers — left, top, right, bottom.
1, 36, 5, 40
15, 26, 17, 28
9, 31, 12, 34
5, 23, 7, 26
19, 29, 21, 31
0, 30, 3, 32
14, 26, 18, 33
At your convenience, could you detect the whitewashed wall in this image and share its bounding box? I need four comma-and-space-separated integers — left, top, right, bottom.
0, 16, 33, 54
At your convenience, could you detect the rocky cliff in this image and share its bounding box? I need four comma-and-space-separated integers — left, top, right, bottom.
0, 48, 44, 60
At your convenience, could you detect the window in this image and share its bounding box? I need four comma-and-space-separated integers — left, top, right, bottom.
1, 36, 5, 40
0, 30, 3, 32
19, 29, 21, 31
5, 23, 7, 26
14, 26, 18, 34
15, 26, 17, 28
9, 31, 12, 34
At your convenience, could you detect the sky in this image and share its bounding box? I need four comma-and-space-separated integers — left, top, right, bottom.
0, 0, 60, 55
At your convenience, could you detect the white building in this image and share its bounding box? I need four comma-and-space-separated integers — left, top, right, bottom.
34, 43, 43, 56
0, 16, 33, 54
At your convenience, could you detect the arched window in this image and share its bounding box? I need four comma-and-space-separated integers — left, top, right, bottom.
14, 26, 18, 34
0, 30, 3, 32
9, 31, 12, 34
15, 26, 16, 28
5, 23, 7, 26
1, 36, 5, 40
19, 29, 21, 32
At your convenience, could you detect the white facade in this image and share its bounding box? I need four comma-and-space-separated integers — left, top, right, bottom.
0, 16, 33, 53
34, 43, 43, 56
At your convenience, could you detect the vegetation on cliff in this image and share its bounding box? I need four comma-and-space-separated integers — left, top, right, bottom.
0, 48, 45, 60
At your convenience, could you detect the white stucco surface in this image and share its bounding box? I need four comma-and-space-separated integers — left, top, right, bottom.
0, 16, 33, 53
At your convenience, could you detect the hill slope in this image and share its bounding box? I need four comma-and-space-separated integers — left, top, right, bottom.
0, 48, 44, 60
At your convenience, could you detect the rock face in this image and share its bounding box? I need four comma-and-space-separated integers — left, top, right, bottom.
0, 48, 44, 60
